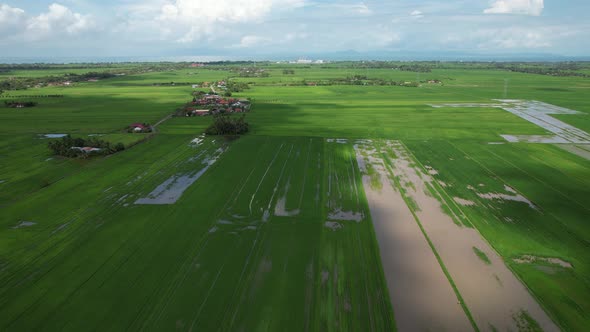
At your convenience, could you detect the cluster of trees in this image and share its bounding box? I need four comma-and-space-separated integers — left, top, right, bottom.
396, 64, 432, 73
297, 77, 420, 87
0, 94, 64, 98
5, 101, 37, 108
48, 135, 125, 158
0, 72, 117, 91
225, 81, 250, 92
232, 67, 270, 77
191, 91, 207, 97
205, 114, 249, 135
0, 78, 28, 91
151, 82, 196, 86
495, 64, 589, 77
349, 61, 434, 72
282, 69, 295, 75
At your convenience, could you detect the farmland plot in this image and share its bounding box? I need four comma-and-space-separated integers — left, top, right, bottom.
406, 140, 590, 331
314, 140, 394, 331
356, 139, 560, 332
2, 64, 590, 331
354, 140, 472, 331
132, 137, 395, 331
134, 139, 226, 205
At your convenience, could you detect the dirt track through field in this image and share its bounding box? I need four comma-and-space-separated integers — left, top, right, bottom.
380, 140, 560, 332
354, 142, 472, 332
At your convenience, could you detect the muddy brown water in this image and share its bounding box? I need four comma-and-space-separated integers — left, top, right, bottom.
382, 140, 559, 332
355, 143, 473, 332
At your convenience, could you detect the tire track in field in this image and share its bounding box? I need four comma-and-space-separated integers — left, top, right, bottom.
224, 144, 294, 330
18, 139, 221, 330
8, 140, 215, 329
249, 143, 285, 216
298, 138, 313, 209
136, 139, 275, 330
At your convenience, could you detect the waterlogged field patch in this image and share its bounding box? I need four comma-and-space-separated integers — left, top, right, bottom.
134, 142, 225, 205
324, 139, 364, 226
405, 140, 590, 331
317, 140, 394, 331
431, 100, 590, 146
357, 139, 559, 332
354, 139, 473, 331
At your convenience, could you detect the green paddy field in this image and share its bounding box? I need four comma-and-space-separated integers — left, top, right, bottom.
0, 63, 589, 331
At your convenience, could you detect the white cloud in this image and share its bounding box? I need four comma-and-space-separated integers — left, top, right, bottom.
0, 3, 94, 42
0, 4, 25, 24
484, 0, 544, 16
236, 35, 270, 48
313, 2, 372, 15
438, 26, 552, 50
0, 4, 26, 34
477, 28, 550, 48
232, 31, 307, 48
353, 2, 371, 15
157, 0, 305, 42
410, 10, 424, 19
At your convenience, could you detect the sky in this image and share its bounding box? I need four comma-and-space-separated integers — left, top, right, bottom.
0, 0, 588, 58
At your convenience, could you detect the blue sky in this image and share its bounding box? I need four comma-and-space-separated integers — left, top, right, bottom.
0, 0, 588, 57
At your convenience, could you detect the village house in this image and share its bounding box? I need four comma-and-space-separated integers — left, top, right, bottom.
71, 146, 102, 153
182, 95, 250, 117
129, 123, 150, 132
130, 123, 145, 129
192, 109, 210, 116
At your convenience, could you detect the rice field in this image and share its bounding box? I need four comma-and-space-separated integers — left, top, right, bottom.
0, 63, 589, 331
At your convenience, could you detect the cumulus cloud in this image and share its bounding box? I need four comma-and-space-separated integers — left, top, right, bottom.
27, 3, 94, 37
157, 0, 305, 42
0, 4, 25, 24
0, 3, 94, 42
484, 0, 544, 16
0, 4, 26, 34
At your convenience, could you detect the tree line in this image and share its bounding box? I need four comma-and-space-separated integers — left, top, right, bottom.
0, 94, 64, 98
205, 114, 249, 135
0, 72, 118, 91
48, 135, 125, 158
4, 101, 37, 108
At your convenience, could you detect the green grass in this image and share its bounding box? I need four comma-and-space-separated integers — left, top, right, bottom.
473, 247, 492, 265
1, 63, 589, 331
